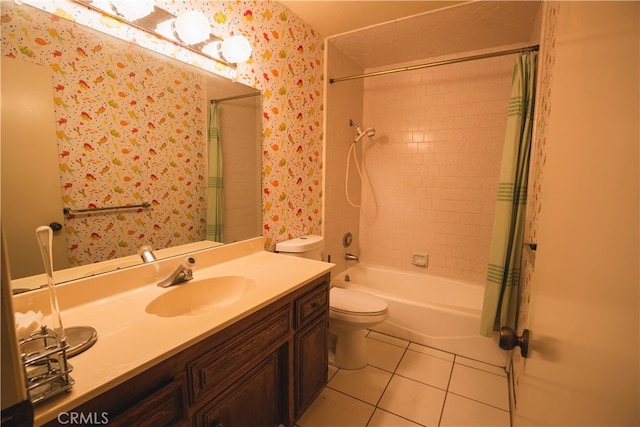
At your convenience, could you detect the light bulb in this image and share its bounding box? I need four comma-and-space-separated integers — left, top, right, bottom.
174, 10, 210, 45
220, 35, 252, 63
110, 0, 155, 21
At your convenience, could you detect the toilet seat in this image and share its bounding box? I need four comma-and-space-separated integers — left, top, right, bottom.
330, 287, 388, 316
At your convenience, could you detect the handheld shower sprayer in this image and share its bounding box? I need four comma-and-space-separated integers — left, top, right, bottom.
345, 119, 378, 208
349, 119, 376, 143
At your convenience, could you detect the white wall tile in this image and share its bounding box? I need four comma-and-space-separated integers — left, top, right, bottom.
359, 55, 514, 284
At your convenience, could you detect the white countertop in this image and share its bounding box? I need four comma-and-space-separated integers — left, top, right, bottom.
11, 238, 334, 425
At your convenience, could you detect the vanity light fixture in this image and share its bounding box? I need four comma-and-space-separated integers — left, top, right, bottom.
62, 0, 252, 67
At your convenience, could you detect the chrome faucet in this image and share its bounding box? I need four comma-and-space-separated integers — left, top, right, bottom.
158, 257, 196, 288
345, 253, 359, 262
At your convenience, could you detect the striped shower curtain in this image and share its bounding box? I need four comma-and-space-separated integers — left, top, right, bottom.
206, 102, 223, 242
480, 51, 538, 336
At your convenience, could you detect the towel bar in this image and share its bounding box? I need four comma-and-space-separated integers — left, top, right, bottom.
63, 202, 150, 217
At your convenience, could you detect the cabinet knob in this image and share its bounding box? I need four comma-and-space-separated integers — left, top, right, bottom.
311, 302, 321, 309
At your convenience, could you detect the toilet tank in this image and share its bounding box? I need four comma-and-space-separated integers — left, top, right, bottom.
275, 235, 323, 261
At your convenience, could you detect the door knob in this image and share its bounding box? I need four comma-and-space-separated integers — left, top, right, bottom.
499, 327, 529, 357
49, 222, 63, 232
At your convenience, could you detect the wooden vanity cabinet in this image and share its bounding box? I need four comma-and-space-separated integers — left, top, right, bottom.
44, 274, 329, 427
293, 282, 329, 419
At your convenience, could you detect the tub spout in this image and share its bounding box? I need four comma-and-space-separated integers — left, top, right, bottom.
345, 253, 359, 262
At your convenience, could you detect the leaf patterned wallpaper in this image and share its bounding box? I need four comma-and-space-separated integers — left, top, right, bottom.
1, 0, 324, 265
513, 0, 558, 401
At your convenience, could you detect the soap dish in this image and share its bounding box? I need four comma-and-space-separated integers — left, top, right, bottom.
65, 326, 98, 357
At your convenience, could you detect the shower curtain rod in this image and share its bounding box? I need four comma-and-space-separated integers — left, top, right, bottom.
210, 92, 261, 103
329, 45, 539, 84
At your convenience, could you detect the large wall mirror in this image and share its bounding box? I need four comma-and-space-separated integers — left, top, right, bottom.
1, 2, 262, 292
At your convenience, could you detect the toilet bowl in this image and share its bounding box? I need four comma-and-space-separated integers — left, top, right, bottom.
329, 287, 388, 369
275, 235, 389, 370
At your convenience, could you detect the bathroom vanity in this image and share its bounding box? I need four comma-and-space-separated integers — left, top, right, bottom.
11, 238, 333, 426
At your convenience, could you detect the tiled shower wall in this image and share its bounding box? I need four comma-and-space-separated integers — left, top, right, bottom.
359, 52, 516, 284
323, 41, 364, 271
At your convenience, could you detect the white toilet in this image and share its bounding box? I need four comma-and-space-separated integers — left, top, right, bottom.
275, 235, 389, 370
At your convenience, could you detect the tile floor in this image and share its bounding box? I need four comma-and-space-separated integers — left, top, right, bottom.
296, 331, 510, 427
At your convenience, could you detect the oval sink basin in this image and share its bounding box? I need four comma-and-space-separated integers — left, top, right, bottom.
146, 276, 255, 317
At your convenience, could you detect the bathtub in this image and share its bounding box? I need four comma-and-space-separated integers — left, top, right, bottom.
332, 264, 507, 367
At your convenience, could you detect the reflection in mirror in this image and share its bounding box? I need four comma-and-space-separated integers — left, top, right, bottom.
0, 2, 262, 291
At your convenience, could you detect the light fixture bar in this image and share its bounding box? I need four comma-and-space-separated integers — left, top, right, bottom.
72, 0, 235, 69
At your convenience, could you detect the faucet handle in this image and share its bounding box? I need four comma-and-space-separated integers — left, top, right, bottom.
157, 256, 197, 288
182, 257, 196, 279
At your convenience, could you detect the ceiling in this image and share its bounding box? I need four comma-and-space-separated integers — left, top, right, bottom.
280, 1, 542, 69
279, 1, 465, 38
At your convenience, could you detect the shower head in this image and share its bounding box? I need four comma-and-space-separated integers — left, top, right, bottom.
349, 119, 376, 142
354, 127, 376, 142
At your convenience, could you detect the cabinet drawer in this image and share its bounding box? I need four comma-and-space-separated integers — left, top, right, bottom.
108, 377, 186, 427
187, 304, 290, 405
295, 283, 328, 328
45, 369, 187, 427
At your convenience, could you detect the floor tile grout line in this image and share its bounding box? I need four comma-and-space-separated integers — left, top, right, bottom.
373, 344, 409, 406
324, 383, 377, 409
445, 390, 511, 413
323, 334, 510, 427
374, 344, 446, 427
325, 377, 430, 427
454, 361, 510, 378
369, 408, 429, 427
329, 344, 433, 427
436, 353, 458, 426
368, 329, 509, 373
390, 371, 450, 393
366, 330, 411, 350
453, 354, 508, 371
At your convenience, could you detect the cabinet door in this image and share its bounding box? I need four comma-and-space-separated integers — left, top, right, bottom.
195, 349, 286, 427
294, 315, 328, 418
187, 304, 290, 406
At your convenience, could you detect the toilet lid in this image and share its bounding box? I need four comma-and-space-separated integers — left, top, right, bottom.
330, 287, 388, 315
